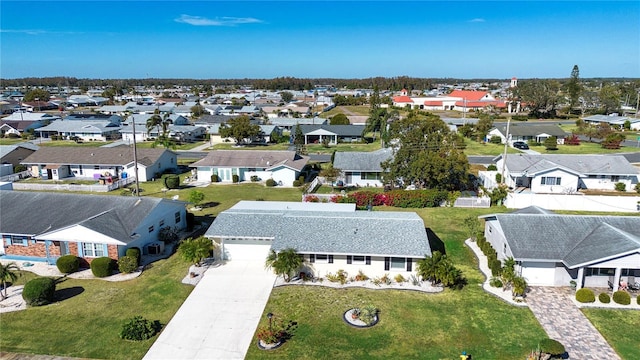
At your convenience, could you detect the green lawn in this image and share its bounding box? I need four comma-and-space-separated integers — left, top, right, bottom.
531, 142, 640, 154
0, 138, 29, 145
582, 309, 640, 360
1, 184, 637, 359
0, 255, 194, 360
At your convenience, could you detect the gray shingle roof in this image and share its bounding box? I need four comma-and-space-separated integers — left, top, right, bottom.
36, 120, 121, 134
21, 146, 173, 166
191, 150, 309, 172
493, 124, 567, 137
299, 124, 364, 137
0, 191, 179, 244
505, 154, 638, 176
482, 213, 640, 267
206, 207, 431, 257
333, 148, 393, 171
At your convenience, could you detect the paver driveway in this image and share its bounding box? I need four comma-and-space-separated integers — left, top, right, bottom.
526, 286, 621, 360
144, 261, 276, 360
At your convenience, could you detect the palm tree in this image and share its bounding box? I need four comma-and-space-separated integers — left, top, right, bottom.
501, 257, 517, 291
0, 262, 20, 300
264, 248, 303, 282
179, 236, 214, 266
436, 261, 462, 287
417, 251, 445, 285
512, 276, 528, 297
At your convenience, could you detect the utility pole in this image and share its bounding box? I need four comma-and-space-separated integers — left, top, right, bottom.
131, 115, 141, 197
500, 116, 511, 185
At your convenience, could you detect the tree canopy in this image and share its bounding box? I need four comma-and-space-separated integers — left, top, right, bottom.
219, 115, 261, 145
381, 112, 469, 191
514, 79, 561, 118
23, 89, 51, 102
280, 91, 294, 103
329, 113, 350, 125
292, 123, 307, 155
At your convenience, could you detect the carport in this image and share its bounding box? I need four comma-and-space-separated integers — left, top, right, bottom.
143, 261, 277, 360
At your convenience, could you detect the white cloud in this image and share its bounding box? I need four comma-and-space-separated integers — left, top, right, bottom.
0, 29, 80, 35
469, 18, 486, 23
175, 14, 262, 26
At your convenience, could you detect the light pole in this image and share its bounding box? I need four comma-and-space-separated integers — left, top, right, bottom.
266, 312, 273, 333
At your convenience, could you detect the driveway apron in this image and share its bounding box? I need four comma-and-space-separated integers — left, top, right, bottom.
526, 287, 621, 360
144, 261, 276, 360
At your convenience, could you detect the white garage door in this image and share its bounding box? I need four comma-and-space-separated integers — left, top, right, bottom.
222, 238, 273, 261
521, 261, 556, 286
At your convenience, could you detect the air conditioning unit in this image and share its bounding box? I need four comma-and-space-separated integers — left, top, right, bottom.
147, 244, 161, 255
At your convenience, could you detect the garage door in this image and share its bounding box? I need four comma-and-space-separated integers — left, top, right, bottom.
521, 261, 556, 286
222, 237, 273, 261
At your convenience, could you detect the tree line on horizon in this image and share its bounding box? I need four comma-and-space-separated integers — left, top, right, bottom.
2, 75, 637, 92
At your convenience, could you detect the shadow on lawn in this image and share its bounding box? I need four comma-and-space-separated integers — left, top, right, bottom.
54, 286, 85, 302
426, 228, 446, 255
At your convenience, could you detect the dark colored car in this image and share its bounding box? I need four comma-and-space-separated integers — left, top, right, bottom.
512, 141, 529, 150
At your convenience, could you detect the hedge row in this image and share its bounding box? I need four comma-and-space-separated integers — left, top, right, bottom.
328, 190, 449, 209
476, 234, 501, 276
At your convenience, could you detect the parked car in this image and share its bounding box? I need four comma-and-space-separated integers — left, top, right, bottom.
512, 141, 529, 150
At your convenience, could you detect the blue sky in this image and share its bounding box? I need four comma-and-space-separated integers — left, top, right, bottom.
1, 1, 639, 79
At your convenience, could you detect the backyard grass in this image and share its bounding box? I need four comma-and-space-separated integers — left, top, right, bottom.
0, 255, 194, 360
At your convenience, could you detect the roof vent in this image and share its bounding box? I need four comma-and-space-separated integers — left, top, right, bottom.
90, 153, 94, 156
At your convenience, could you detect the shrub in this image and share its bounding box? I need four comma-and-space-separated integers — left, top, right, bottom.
358, 305, 378, 326
126, 247, 141, 265
495, 173, 502, 183
158, 226, 179, 244
539, 338, 565, 357
22, 277, 56, 306
614, 182, 626, 192
637, 295, 640, 305
56, 255, 80, 274
118, 255, 138, 274
575, 288, 595, 303
119, 316, 161, 341
250, 175, 259, 182
490, 259, 502, 277
14, 164, 27, 173
394, 274, 406, 283
635, 183, 640, 194
487, 164, 497, 171
489, 277, 503, 288
91, 257, 115, 278
354, 270, 369, 282
232, 174, 239, 183
298, 175, 305, 183
489, 135, 502, 144
612, 290, 631, 305
163, 175, 180, 189
211, 174, 219, 183
544, 136, 558, 150
326, 269, 348, 285
564, 134, 581, 145
266, 179, 277, 187
292, 180, 301, 187
598, 293, 610, 303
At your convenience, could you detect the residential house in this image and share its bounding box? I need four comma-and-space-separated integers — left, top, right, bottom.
0, 142, 39, 173
480, 206, 640, 290
392, 90, 506, 112
268, 117, 326, 130
66, 95, 109, 107
21, 146, 178, 182
299, 124, 364, 144
1, 112, 61, 122
333, 148, 393, 187
205, 201, 431, 278
0, 120, 47, 137
256, 125, 283, 143
582, 114, 640, 131
495, 154, 639, 193
0, 190, 187, 264
487, 124, 568, 145
120, 114, 192, 142
64, 113, 123, 124
37, 119, 122, 141
190, 150, 309, 186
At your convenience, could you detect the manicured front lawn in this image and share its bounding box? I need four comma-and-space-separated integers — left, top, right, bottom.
531, 142, 640, 154
0, 255, 194, 359
246, 285, 545, 360
582, 309, 640, 360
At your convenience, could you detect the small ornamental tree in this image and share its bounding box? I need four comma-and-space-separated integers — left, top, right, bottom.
265, 248, 304, 282
539, 338, 565, 358
614, 182, 626, 192
22, 277, 56, 306
0, 262, 20, 300
179, 236, 213, 266
164, 175, 180, 189
188, 190, 205, 206
544, 136, 558, 151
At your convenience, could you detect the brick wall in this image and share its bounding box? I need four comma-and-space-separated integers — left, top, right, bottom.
4, 241, 118, 265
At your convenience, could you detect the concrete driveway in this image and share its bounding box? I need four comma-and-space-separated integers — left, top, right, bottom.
144, 261, 276, 360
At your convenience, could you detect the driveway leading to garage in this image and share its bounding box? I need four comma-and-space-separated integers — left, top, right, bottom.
144, 261, 277, 360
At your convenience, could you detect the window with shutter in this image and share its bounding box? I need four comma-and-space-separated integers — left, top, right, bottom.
309, 254, 315, 263
384, 257, 390, 271
346, 255, 352, 264
406, 258, 412, 271
328, 255, 334, 264
365, 256, 371, 265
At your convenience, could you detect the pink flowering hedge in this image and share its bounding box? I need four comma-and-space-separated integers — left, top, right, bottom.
311, 190, 448, 209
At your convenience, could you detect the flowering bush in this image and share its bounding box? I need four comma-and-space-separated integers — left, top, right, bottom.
303, 195, 319, 202
256, 327, 283, 344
